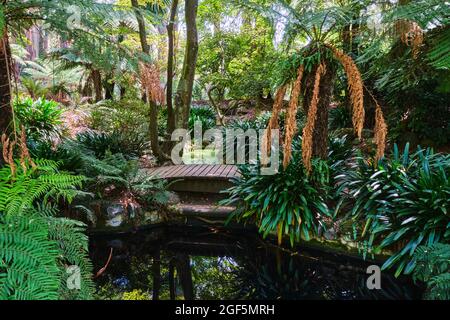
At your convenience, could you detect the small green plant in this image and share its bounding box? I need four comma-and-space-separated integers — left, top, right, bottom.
76, 131, 148, 159
412, 243, 450, 300
88, 98, 149, 156
14, 97, 63, 140
188, 105, 217, 132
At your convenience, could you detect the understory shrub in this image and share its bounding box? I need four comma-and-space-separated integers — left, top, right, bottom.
76, 131, 148, 159
26, 132, 168, 224
189, 105, 217, 132
222, 135, 354, 246
88, 98, 149, 156
14, 97, 63, 140
158, 105, 217, 137
337, 144, 450, 276
76, 152, 169, 208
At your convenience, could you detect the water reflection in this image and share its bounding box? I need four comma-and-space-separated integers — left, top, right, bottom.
90, 226, 422, 300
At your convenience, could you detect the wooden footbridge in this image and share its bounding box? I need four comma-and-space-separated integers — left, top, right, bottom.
146, 165, 241, 224
146, 164, 241, 194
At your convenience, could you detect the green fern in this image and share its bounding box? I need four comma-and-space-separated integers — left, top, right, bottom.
0, 211, 60, 300
0, 160, 94, 300
412, 243, 450, 300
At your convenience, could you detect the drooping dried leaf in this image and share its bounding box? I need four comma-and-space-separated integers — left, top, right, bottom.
331, 47, 365, 139
395, 19, 424, 58
264, 84, 288, 156
374, 102, 388, 162
302, 63, 326, 174
139, 63, 165, 105
283, 65, 304, 169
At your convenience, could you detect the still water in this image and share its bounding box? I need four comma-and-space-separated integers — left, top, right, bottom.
90, 226, 422, 300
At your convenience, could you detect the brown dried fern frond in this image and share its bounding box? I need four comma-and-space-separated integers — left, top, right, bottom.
283, 65, 304, 169
264, 84, 288, 155
19, 126, 36, 172
2, 133, 16, 177
139, 63, 165, 105
330, 46, 365, 139
374, 102, 388, 162
302, 63, 326, 174
2, 134, 9, 165
395, 20, 423, 58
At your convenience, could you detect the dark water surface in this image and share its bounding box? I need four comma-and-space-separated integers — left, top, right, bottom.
90, 226, 422, 300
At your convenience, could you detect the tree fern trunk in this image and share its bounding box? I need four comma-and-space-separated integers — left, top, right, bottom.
0, 31, 12, 134
303, 62, 335, 159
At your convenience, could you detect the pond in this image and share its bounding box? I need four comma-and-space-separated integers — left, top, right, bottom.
90, 226, 423, 300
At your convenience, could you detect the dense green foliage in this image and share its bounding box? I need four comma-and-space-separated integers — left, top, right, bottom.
2, 0, 450, 301
337, 144, 450, 276
223, 135, 354, 246
188, 106, 217, 133
412, 243, 450, 300
0, 160, 94, 300
14, 98, 63, 140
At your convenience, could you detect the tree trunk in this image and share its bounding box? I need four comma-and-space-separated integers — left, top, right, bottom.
166, 0, 179, 134
131, 0, 167, 161
149, 100, 165, 161
303, 62, 335, 159
174, 0, 199, 130
91, 69, 103, 102
208, 86, 225, 126
131, 0, 150, 54
0, 31, 13, 134
103, 73, 114, 100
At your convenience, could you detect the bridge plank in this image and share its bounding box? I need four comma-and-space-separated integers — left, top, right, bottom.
147, 164, 240, 180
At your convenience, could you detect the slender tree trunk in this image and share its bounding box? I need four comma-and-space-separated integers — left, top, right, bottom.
166, 0, 179, 134
91, 69, 103, 102
0, 31, 13, 134
131, 0, 150, 54
208, 86, 225, 126
174, 0, 199, 130
131, 0, 166, 161
149, 100, 166, 161
303, 62, 335, 159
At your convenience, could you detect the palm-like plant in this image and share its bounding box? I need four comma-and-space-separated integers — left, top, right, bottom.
21, 59, 84, 99
238, 0, 387, 172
